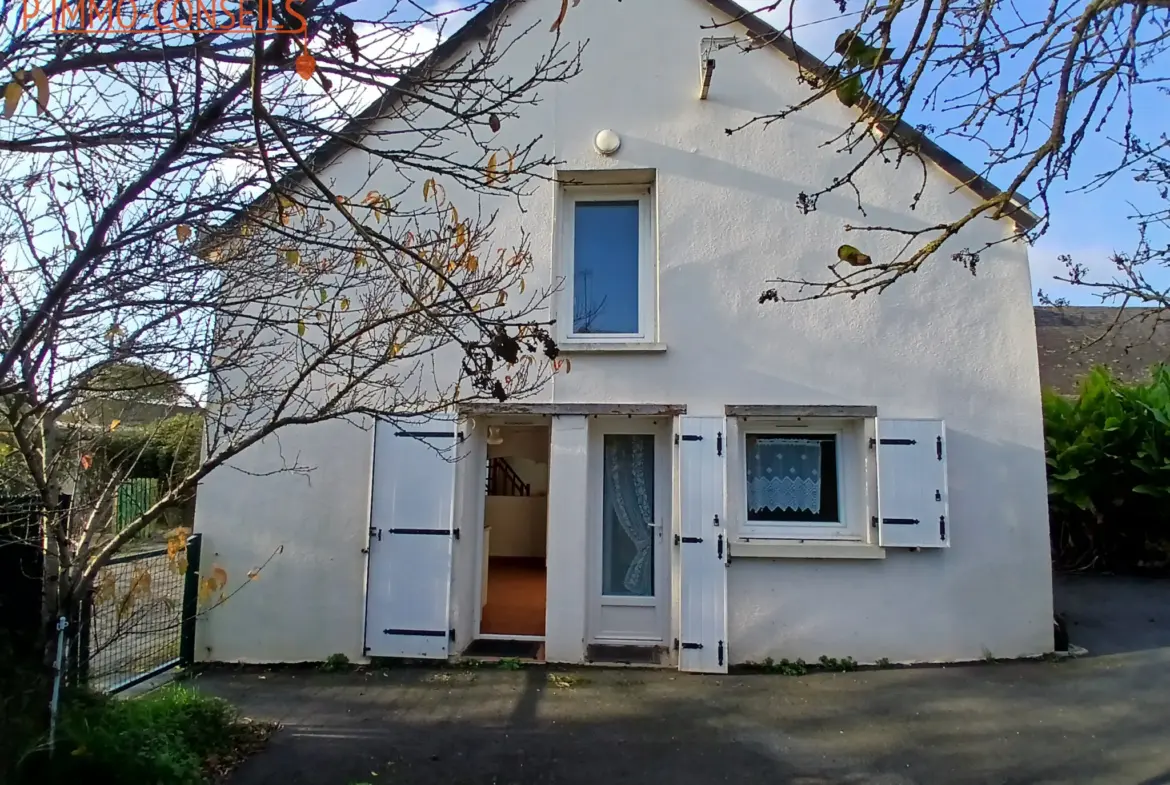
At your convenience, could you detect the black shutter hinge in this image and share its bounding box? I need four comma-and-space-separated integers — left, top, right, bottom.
679, 434, 703, 443
363, 646, 371, 655
452, 528, 461, 540
936, 436, 943, 460
713, 514, 720, 527
675, 534, 704, 545
717, 533, 724, 560
716, 432, 723, 456
681, 641, 704, 650
361, 547, 369, 555
673, 638, 679, 651
368, 526, 382, 541
871, 516, 878, 529
939, 515, 946, 540
718, 640, 725, 667
874, 438, 917, 447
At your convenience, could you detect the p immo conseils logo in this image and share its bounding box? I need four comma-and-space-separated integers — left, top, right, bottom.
22, 0, 308, 34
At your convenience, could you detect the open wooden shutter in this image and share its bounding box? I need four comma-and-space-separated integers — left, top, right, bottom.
676, 416, 728, 673
876, 418, 950, 549
364, 415, 458, 658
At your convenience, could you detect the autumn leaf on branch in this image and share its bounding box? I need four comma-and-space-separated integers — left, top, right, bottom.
837, 244, 872, 266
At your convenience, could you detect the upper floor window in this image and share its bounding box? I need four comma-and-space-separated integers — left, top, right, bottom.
559, 182, 656, 342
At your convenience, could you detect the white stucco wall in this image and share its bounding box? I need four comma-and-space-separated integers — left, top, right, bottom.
194, 0, 1052, 665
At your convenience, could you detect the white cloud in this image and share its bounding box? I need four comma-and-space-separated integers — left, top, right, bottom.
1029, 240, 1125, 305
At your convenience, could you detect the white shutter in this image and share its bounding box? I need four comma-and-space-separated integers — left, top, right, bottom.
677, 416, 728, 673
876, 418, 950, 549
449, 421, 486, 654
364, 415, 458, 658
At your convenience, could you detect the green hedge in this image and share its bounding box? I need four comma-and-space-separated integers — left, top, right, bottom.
1045, 365, 1170, 571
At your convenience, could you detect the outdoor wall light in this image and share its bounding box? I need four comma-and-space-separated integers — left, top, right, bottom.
593, 129, 621, 156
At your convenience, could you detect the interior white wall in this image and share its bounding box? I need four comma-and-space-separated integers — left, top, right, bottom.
195, 0, 1052, 665
484, 496, 547, 558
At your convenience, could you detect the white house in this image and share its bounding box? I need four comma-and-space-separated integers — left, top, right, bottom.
194, 0, 1053, 673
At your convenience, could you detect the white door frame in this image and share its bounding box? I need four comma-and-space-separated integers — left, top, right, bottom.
587, 416, 672, 644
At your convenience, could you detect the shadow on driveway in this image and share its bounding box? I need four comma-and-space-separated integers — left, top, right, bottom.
199, 641, 1170, 785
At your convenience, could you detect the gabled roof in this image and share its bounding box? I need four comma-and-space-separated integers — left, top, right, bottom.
265, 0, 1039, 230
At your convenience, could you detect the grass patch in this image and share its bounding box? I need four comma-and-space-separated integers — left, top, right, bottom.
737, 655, 859, 675
15, 685, 274, 785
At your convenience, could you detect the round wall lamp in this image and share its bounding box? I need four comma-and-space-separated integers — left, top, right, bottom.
593, 129, 621, 156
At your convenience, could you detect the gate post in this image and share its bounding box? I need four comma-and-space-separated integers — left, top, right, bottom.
179, 533, 203, 666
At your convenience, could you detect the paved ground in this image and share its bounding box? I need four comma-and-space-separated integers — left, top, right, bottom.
195, 576, 1170, 785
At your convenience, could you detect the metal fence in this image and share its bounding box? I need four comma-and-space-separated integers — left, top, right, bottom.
115, 478, 160, 533
74, 533, 202, 694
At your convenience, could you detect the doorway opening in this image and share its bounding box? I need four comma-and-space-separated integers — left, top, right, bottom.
478, 422, 550, 642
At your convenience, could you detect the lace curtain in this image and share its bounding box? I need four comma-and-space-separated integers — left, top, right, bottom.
747, 438, 823, 514
603, 435, 654, 596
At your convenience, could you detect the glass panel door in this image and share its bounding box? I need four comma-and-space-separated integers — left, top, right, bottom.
601, 434, 656, 597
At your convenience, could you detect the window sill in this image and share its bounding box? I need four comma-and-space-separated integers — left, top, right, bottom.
730, 540, 886, 560
558, 341, 667, 354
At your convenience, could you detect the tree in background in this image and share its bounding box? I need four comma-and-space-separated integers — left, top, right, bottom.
0, 0, 581, 673
718, 0, 1169, 312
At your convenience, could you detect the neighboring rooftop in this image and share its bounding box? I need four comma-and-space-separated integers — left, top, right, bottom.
1035, 307, 1170, 395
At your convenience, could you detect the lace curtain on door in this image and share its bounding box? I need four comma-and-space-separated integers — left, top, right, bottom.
746, 438, 823, 514
603, 435, 654, 596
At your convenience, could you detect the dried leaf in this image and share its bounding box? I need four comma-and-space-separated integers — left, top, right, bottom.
553, 357, 573, 374
519, 277, 526, 294
391, 343, 404, 357
465, 254, 479, 274
423, 178, 434, 202
295, 50, 317, 80
80, 454, 92, 470
486, 153, 499, 185
489, 113, 501, 133
340, 296, 350, 311
836, 243, 872, 266
318, 287, 328, 304
3, 82, 21, 119
176, 224, 192, 243
354, 249, 367, 268
247, 568, 260, 581
284, 248, 300, 266
297, 320, 306, 337
31, 67, 48, 115
455, 223, 467, 248
109, 419, 121, 432
495, 290, 507, 306
363, 190, 381, 205
550, 0, 569, 31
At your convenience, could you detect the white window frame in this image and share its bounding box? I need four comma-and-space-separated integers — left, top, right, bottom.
731, 417, 873, 543
557, 184, 657, 344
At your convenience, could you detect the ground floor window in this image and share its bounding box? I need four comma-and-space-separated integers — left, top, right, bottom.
745, 433, 839, 523
734, 418, 871, 542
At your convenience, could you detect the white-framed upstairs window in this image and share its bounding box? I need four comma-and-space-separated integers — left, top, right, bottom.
557, 182, 657, 343
731, 418, 872, 542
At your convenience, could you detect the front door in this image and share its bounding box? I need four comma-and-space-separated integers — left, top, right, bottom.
588, 418, 670, 643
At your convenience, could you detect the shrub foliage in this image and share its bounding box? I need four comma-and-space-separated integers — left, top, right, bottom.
1045, 365, 1170, 571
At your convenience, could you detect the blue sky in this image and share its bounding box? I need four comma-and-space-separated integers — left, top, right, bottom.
756, 1, 1168, 306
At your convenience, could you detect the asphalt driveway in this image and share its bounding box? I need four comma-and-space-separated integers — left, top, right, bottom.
196, 575, 1170, 785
